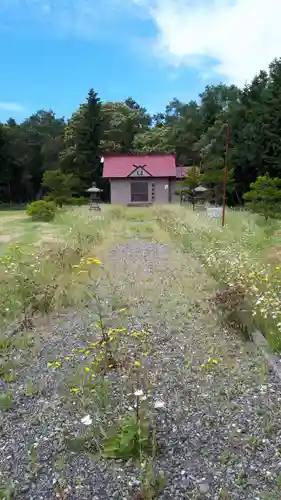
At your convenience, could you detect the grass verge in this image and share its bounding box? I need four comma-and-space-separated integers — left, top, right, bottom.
154, 205, 281, 351
0, 207, 110, 331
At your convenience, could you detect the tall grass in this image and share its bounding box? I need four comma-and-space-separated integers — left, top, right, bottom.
155, 205, 281, 351
0, 208, 109, 331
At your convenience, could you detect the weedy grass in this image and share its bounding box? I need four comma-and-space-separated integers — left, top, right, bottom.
0, 391, 13, 412
0, 481, 16, 500
0, 207, 111, 330
2, 206, 280, 499
155, 205, 281, 351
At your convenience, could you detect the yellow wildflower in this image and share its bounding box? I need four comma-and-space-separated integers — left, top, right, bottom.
85, 367, 90, 373
71, 387, 79, 393
87, 258, 101, 265
135, 361, 141, 367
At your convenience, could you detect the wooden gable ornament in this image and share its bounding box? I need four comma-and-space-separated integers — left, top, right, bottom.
129, 165, 151, 177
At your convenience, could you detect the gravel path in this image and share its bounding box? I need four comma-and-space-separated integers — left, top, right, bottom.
1, 233, 281, 500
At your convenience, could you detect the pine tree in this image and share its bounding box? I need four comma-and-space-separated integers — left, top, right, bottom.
261, 59, 281, 178
244, 173, 281, 219
74, 89, 102, 189
179, 166, 201, 209
201, 155, 234, 205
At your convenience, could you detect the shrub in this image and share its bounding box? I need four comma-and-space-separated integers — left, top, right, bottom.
244, 174, 281, 219
26, 200, 56, 221
42, 169, 79, 207
68, 197, 89, 206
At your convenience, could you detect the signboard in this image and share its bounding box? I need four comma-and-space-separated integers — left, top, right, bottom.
206, 207, 223, 218
129, 167, 150, 177
164, 184, 168, 190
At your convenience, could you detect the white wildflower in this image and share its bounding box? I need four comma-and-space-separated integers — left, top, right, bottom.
81, 415, 92, 426
154, 400, 165, 409
134, 389, 144, 397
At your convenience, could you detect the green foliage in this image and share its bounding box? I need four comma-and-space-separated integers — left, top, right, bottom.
102, 413, 150, 461
68, 196, 88, 206
201, 156, 234, 205
179, 167, 201, 207
61, 89, 102, 189
140, 462, 165, 500
2, 58, 281, 208
42, 169, 79, 206
244, 174, 281, 219
0, 391, 13, 411
0, 481, 15, 500
26, 200, 56, 221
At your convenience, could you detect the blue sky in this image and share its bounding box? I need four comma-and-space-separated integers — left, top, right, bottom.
0, 0, 279, 123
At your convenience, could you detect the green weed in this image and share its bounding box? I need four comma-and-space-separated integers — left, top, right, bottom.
0, 392, 13, 411
102, 412, 151, 461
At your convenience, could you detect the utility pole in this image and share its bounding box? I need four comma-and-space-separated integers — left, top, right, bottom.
222, 123, 230, 227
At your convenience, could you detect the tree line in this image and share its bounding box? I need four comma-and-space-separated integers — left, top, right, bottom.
1, 57, 281, 206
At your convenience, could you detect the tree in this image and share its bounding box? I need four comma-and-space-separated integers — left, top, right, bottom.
244, 174, 281, 219
261, 59, 281, 178
199, 84, 240, 132
201, 155, 234, 205
42, 169, 79, 206
0, 124, 11, 202
75, 89, 102, 188
3, 54, 281, 209
132, 127, 173, 153
61, 89, 102, 192
101, 99, 151, 153
179, 166, 201, 209
230, 71, 269, 200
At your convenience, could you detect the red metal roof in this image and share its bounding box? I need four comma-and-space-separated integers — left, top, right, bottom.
103, 154, 176, 178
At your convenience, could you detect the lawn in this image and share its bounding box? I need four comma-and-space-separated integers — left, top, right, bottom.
1, 205, 281, 500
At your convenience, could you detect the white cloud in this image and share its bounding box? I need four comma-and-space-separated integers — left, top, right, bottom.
0, 0, 138, 40
132, 0, 281, 86
0, 102, 25, 112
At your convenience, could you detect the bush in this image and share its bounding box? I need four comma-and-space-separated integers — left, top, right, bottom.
26, 200, 56, 221
68, 197, 89, 206
244, 174, 281, 219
